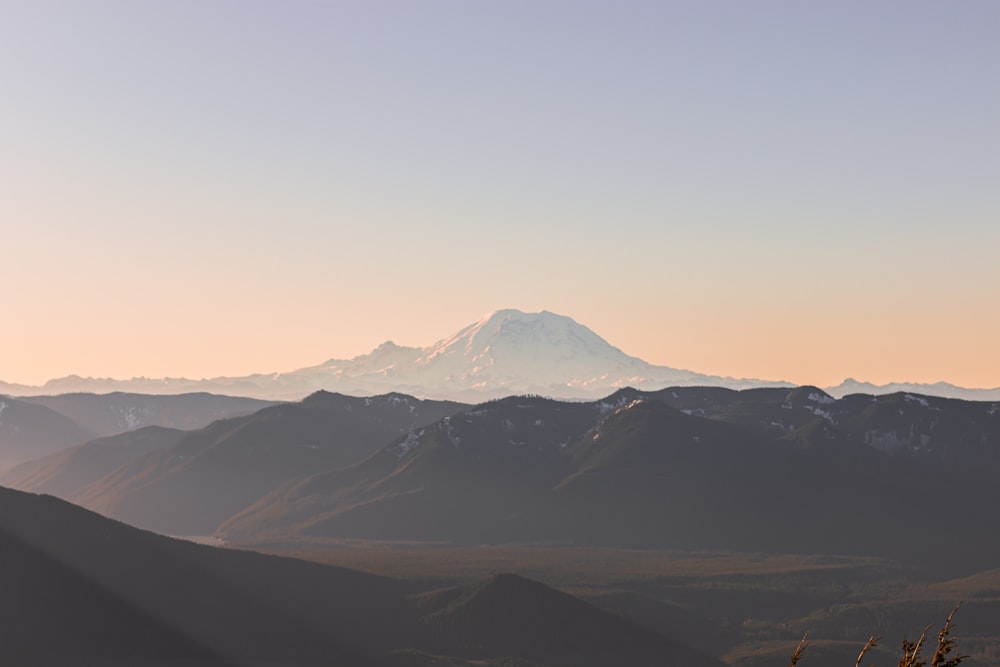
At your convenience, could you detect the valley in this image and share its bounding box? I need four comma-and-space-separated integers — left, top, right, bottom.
256, 542, 1000, 667
8, 0, 996, 663
2, 376, 997, 665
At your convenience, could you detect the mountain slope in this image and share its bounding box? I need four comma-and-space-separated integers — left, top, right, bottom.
5, 311, 997, 401
0, 395, 94, 467
68, 391, 467, 535
0, 485, 393, 666
219, 395, 604, 543
0, 425, 185, 498
1, 309, 788, 401
227, 309, 791, 400
412, 573, 723, 667
221, 388, 1000, 570
0, 485, 714, 667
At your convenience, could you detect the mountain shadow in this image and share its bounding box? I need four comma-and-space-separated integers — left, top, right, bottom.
0, 485, 714, 667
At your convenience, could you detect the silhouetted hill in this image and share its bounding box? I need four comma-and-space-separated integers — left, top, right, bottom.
412, 573, 723, 667
0, 485, 708, 666
0, 485, 393, 665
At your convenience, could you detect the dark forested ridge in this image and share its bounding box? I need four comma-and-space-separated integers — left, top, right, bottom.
220, 387, 1000, 571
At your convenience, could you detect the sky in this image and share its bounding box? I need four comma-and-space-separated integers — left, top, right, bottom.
2, 0, 998, 389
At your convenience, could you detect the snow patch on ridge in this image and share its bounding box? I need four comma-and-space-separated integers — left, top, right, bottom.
808, 391, 834, 405
111, 404, 153, 430
596, 395, 633, 413
439, 416, 460, 447
807, 406, 834, 423
614, 399, 646, 416
395, 431, 423, 459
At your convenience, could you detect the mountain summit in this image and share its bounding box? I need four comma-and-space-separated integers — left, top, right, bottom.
2, 309, 784, 401
7, 309, 995, 401
376, 309, 668, 393
252, 309, 784, 400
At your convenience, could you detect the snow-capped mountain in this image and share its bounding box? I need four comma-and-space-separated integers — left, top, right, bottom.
210, 309, 763, 400
416, 309, 665, 388
298, 309, 731, 399
0, 310, 782, 401
6, 309, 996, 401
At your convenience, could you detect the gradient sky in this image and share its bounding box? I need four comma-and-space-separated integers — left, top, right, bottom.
2, 0, 998, 389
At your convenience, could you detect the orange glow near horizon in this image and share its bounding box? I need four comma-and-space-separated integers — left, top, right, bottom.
4, 300, 998, 390
2, 2, 998, 392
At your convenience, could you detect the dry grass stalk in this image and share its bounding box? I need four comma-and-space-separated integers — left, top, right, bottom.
896, 623, 930, 667
790, 632, 809, 667
855, 634, 881, 667
930, 602, 967, 667
787, 604, 966, 667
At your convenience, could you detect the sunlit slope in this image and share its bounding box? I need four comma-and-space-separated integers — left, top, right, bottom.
0, 425, 184, 497
63, 391, 466, 534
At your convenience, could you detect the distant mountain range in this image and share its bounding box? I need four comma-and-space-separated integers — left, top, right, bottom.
826, 377, 1000, 401
5, 309, 994, 401
9, 385, 999, 571
213, 386, 1000, 570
